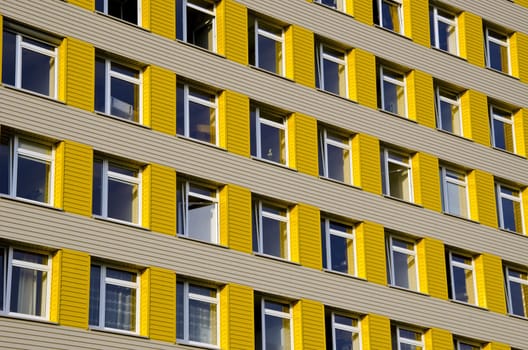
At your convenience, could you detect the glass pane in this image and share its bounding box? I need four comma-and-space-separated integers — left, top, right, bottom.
437, 20, 456, 54
10, 266, 47, 316
327, 143, 349, 182
109, 164, 137, 178
388, 162, 410, 200
258, 35, 282, 75
106, 268, 136, 282
187, 6, 214, 50
260, 122, 285, 164
21, 48, 54, 96
330, 234, 349, 273
189, 100, 215, 143
251, 108, 257, 157
189, 298, 217, 344
111, 63, 139, 79
488, 40, 508, 73
501, 196, 522, 233
107, 0, 138, 24
105, 284, 136, 331
381, 1, 401, 33
176, 0, 184, 40
446, 181, 467, 217
322, 57, 345, 96
265, 300, 288, 313
508, 280, 527, 317
110, 77, 139, 121
439, 98, 461, 134
16, 156, 50, 203
383, 79, 405, 116
13, 250, 47, 265
2, 31, 16, 86
452, 265, 471, 303
0, 136, 10, 195
92, 160, 103, 216
262, 216, 288, 258
177, 84, 185, 136
0, 248, 4, 310
95, 58, 106, 113
493, 118, 514, 152
458, 343, 480, 350
96, 0, 104, 11
335, 328, 356, 350
321, 221, 328, 269
188, 195, 217, 242
108, 179, 138, 223
320, 0, 338, 8
89, 265, 101, 326
265, 314, 290, 350
393, 250, 412, 288
176, 282, 184, 339
189, 284, 216, 298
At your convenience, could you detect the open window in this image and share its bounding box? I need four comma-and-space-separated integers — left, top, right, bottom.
381, 148, 413, 202
387, 235, 418, 291
318, 126, 352, 184
430, 6, 458, 55
96, 0, 140, 25
391, 325, 424, 350
490, 105, 515, 153
255, 294, 292, 350
252, 199, 289, 260
435, 86, 462, 136
447, 251, 476, 305
440, 167, 468, 218
316, 42, 347, 97
251, 105, 288, 165
249, 17, 285, 76
379, 66, 407, 117
321, 218, 356, 275
505, 266, 528, 317
485, 27, 510, 74
495, 183, 524, 234
374, 0, 403, 34
177, 82, 218, 144
177, 0, 216, 51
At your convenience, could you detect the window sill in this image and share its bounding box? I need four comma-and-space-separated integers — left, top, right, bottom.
442, 211, 479, 225
177, 234, 228, 249
176, 134, 225, 151
2, 84, 64, 105
436, 128, 474, 143
485, 66, 520, 81
94, 11, 147, 32
383, 194, 423, 208
323, 268, 366, 281
93, 215, 149, 230
175, 39, 225, 60
312, 1, 354, 18
89, 326, 146, 338
0, 194, 62, 211
388, 284, 429, 297
507, 313, 528, 321
449, 299, 488, 311
315, 87, 356, 104
374, 25, 411, 41
0, 312, 57, 325
498, 227, 525, 237
254, 252, 300, 266
431, 47, 466, 62
491, 145, 526, 160
249, 65, 294, 83
377, 108, 416, 123
319, 175, 361, 191
251, 156, 296, 172
176, 340, 220, 350
94, 111, 150, 129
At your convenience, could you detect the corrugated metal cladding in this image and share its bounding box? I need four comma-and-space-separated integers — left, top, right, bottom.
0, 0, 527, 349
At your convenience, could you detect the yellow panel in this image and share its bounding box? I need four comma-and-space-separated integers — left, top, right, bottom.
356, 221, 386, 285
513, 108, 528, 157
510, 32, 528, 83
142, 0, 175, 40
290, 203, 321, 269
347, 0, 373, 25
475, 253, 507, 313
219, 90, 250, 157
347, 48, 377, 109
217, 0, 248, 65
522, 187, 528, 235
424, 328, 453, 350
61, 141, 93, 217
458, 12, 485, 67
220, 284, 254, 350
219, 184, 252, 253
402, 0, 430, 47
59, 38, 95, 111
417, 237, 448, 299
461, 90, 490, 146
146, 164, 176, 235
0, 16, 3, 80
406, 70, 436, 128
514, 0, 528, 7
66, 0, 94, 11
362, 314, 391, 350
285, 25, 315, 88
50, 249, 90, 328
143, 66, 176, 135
411, 152, 442, 212
140, 267, 176, 342
484, 342, 511, 350
287, 113, 318, 176
54, 142, 65, 209
352, 133, 381, 194
467, 170, 498, 228
292, 299, 325, 350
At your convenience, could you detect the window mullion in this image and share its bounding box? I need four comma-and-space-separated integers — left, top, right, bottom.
102, 160, 109, 218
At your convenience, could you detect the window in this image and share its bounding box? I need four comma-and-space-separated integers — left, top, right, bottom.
0, 247, 50, 320
96, 0, 140, 25
89, 264, 139, 333
255, 296, 292, 350
392, 326, 424, 350
430, 7, 458, 55
435, 87, 462, 135
326, 311, 360, 350
177, 0, 216, 51
0, 134, 54, 205
387, 236, 418, 291
496, 183, 523, 234
252, 199, 289, 260
2, 29, 58, 98
251, 106, 288, 165
448, 252, 476, 305
440, 167, 468, 218
249, 18, 285, 76
505, 267, 528, 317
379, 67, 406, 117
490, 105, 515, 153
321, 218, 356, 275
455, 340, 481, 350
177, 281, 218, 346
315, 0, 345, 11
176, 83, 217, 144
374, 0, 403, 34
177, 178, 218, 243
485, 28, 510, 74
92, 158, 141, 225
316, 43, 347, 97
381, 149, 413, 202
95, 58, 141, 122
318, 127, 352, 183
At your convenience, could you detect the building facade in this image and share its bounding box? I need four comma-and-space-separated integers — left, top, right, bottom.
0, 0, 528, 349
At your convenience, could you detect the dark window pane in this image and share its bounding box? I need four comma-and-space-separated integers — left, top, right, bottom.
323, 59, 340, 94
89, 265, 101, 326
176, 85, 185, 136
176, 282, 184, 339
108, 0, 138, 24
2, 31, 16, 86
10, 266, 46, 316
187, 6, 214, 50
16, 157, 49, 202
0, 136, 10, 195
108, 179, 136, 222
96, 0, 104, 11
110, 77, 138, 121
21, 48, 53, 96
95, 58, 106, 113
176, 0, 184, 40
330, 234, 348, 273
92, 160, 102, 215
260, 123, 282, 163
258, 35, 279, 73
452, 266, 469, 302
105, 283, 136, 330
189, 101, 214, 143
321, 220, 327, 269
250, 108, 257, 157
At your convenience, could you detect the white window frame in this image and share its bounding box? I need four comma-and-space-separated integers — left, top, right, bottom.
179, 83, 218, 144
377, 0, 403, 34
319, 128, 352, 183
98, 58, 142, 123
95, 158, 142, 225
448, 252, 477, 305
496, 183, 524, 234
7, 31, 58, 98
254, 200, 290, 260
322, 218, 356, 275
315, 0, 346, 11
1, 247, 51, 321
395, 326, 424, 350
252, 106, 288, 165
331, 312, 361, 350
388, 236, 418, 291
455, 339, 482, 350
90, 264, 140, 334
179, 0, 216, 51
485, 28, 511, 74
382, 148, 413, 202
317, 43, 348, 96
380, 66, 407, 117
490, 105, 515, 153
260, 298, 292, 350
96, 0, 142, 25
254, 19, 285, 76
505, 266, 528, 317
178, 180, 219, 243
430, 6, 458, 55
177, 281, 219, 348
435, 86, 462, 135
440, 167, 469, 218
